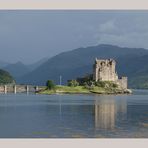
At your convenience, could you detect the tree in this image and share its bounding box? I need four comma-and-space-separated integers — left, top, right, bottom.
46, 80, 55, 90
76, 74, 93, 86
68, 80, 79, 87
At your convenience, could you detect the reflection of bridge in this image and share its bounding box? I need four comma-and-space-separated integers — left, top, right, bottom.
0, 85, 45, 94
94, 96, 127, 130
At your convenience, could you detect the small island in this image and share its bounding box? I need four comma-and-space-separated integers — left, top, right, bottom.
39, 58, 132, 95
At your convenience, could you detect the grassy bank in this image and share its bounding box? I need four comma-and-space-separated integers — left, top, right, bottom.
38, 85, 131, 95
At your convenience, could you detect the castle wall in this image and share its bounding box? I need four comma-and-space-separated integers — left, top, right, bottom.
116, 77, 128, 90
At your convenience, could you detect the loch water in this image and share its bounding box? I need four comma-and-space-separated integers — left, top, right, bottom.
0, 89, 147, 138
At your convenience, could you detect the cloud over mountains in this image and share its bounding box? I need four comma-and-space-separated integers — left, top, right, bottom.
0, 10, 148, 64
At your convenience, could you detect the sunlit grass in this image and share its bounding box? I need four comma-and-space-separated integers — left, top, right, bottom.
39, 85, 130, 95
40, 85, 91, 94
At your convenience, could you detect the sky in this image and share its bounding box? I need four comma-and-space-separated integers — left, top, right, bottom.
0, 10, 148, 64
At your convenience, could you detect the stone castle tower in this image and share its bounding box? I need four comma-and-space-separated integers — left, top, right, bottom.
93, 58, 128, 89
93, 58, 118, 81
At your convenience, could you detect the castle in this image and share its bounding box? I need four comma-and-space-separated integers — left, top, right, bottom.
93, 58, 128, 89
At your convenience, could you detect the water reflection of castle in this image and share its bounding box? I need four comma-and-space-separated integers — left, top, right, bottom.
94, 96, 127, 130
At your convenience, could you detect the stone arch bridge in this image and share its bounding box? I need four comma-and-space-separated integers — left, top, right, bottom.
0, 84, 46, 94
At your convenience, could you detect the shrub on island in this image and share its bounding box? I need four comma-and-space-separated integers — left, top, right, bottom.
46, 80, 55, 90
67, 80, 79, 87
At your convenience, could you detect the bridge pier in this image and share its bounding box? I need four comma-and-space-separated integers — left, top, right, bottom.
26, 85, 29, 94
4, 85, 7, 94
35, 86, 39, 92
13, 85, 16, 94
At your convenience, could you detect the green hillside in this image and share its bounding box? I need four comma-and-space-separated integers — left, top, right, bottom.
129, 75, 148, 89
0, 69, 15, 84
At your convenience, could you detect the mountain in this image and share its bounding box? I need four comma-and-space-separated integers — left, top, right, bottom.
3, 62, 30, 82
116, 54, 148, 88
2, 57, 48, 83
27, 57, 48, 71
0, 69, 14, 84
18, 44, 148, 88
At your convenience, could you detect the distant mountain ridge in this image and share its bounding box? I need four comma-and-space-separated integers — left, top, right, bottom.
3, 61, 30, 82
27, 57, 48, 71
2, 57, 48, 83
17, 44, 148, 88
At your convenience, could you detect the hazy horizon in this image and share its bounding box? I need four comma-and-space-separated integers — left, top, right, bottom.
1, 10, 148, 64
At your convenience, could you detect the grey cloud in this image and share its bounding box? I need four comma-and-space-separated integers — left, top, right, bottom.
0, 10, 148, 64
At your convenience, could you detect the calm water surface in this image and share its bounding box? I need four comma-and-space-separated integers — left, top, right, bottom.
0, 90, 147, 138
